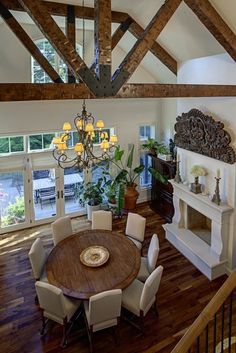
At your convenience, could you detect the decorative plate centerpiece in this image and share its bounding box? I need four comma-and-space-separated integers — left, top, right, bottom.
80, 246, 109, 267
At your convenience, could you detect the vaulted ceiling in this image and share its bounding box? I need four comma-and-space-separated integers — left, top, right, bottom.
0, 0, 236, 101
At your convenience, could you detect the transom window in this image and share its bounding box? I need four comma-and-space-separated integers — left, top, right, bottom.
31, 39, 82, 83
0, 136, 24, 154
0, 128, 115, 155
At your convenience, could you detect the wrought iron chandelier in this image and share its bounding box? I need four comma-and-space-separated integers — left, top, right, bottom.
52, 100, 118, 169
52, 0, 118, 169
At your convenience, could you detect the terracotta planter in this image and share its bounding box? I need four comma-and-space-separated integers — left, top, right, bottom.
124, 184, 139, 211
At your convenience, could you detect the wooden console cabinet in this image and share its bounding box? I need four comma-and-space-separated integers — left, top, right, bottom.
150, 156, 176, 222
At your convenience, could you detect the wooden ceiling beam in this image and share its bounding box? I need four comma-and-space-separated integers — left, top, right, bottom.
3, 0, 178, 76
94, 0, 111, 83
128, 20, 177, 75
0, 83, 235, 102
0, 83, 91, 101
2, 0, 129, 23
116, 84, 236, 98
112, 16, 133, 50
66, 5, 76, 83
0, 2, 63, 83
18, 0, 97, 95
112, 0, 182, 94
184, 0, 236, 62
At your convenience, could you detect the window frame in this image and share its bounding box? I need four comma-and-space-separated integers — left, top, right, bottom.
139, 124, 156, 189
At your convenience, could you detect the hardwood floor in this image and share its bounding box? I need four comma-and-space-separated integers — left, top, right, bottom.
0, 204, 226, 353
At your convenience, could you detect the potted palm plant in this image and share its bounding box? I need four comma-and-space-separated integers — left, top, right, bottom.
111, 144, 145, 210
78, 179, 104, 220
142, 138, 160, 156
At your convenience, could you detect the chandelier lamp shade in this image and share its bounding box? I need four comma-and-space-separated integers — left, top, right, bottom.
52, 100, 118, 169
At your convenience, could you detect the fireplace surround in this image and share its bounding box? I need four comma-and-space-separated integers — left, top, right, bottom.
163, 181, 233, 280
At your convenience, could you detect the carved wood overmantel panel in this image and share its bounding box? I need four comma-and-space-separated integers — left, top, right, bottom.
174, 109, 236, 164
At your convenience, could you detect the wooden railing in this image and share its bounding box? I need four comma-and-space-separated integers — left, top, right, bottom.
171, 271, 236, 353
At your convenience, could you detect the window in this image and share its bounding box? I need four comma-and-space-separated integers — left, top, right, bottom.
29, 133, 56, 151
68, 128, 113, 147
139, 125, 156, 188
0, 136, 24, 154
31, 39, 82, 83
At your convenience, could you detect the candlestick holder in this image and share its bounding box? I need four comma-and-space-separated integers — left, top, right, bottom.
212, 177, 221, 205
174, 161, 182, 183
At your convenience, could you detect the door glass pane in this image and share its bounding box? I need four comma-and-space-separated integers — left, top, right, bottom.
91, 162, 107, 203
32, 169, 57, 220
0, 171, 25, 227
64, 167, 84, 214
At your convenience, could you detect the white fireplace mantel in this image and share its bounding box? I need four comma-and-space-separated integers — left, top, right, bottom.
163, 181, 233, 280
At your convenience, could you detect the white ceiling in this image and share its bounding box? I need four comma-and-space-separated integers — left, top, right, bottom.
1, 0, 236, 83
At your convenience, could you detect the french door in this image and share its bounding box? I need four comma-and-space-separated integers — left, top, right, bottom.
0, 156, 86, 234
30, 165, 85, 225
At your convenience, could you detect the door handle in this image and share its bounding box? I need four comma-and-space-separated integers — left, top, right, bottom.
57, 191, 60, 199
61, 190, 64, 198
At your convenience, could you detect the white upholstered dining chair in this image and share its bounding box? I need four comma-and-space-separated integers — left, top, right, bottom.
122, 265, 163, 332
51, 216, 73, 245
28, 237, 48, 282
137, 234, 160, 282
92, 210, 112, 231
125, 212, 146, 250
84, 289, 122, 352
35, 281, 81, 348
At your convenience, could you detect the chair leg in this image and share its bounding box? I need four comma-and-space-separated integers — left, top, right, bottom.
40, 313, 48, 336
34, 294, 39, 305
153, 302, 159, 317
153, 296, 159, 317
112, 325, 120, 346
89, 330, 93, 353
60, 319, 68, 348
140, 311, 144, 335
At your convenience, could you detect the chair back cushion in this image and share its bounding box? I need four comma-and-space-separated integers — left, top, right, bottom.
35, 281, 66, 319
89, 289, 122, 326
28, 238, 47, 279
125, 213, 146, 242
52, 216, 72, 245
140, 265, 163, 312
147, 234, 160, 273
92, 210, 112, 231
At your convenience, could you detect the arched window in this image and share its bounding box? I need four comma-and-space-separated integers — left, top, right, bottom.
31, 39, 82, 83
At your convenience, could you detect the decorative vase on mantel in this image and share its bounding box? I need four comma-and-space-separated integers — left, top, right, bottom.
124, 183, 139, 210
190, 176, 202, 194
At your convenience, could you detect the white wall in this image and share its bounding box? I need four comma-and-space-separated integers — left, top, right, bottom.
177, 53, 236, 270
159, 98, 177, 144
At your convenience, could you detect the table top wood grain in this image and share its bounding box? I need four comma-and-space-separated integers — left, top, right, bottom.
46, 229, 141, 299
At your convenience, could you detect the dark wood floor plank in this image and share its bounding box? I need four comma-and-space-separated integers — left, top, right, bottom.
0, 203, 227, 353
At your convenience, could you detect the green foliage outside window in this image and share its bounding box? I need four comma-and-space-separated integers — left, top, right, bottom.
43, 134, 55, 149
2, 196, 25, 226
10, 136, 24, 152
29, 135, 42, 150
29, 133, 55, 150
0, 137, 9, 153
0, 136, 24, 154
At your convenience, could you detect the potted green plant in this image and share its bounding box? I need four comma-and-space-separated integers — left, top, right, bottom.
142, 138, 160, 156
111, 144, 145, 210
78, 179, 104, 220
156, 143, 172, 161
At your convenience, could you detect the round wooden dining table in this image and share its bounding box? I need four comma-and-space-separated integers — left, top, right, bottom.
46, 229, 141, 299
